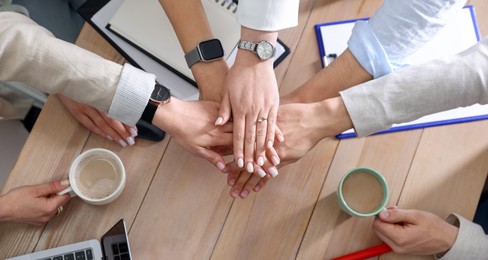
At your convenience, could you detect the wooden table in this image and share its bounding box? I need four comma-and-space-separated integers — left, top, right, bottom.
2, 0, 488, 259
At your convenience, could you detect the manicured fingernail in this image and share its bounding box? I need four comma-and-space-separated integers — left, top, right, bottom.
379, 210, 389, 219
268, 167, 279, 177
130, 128, 138, 137
216, 162, 225, 171
257, 168, 266, 178
246, 162, 254, 173
267, 140, 273, 149
257, 156, 265, 166
237, 158, 244, 168
254, 184, 261, 192
229, 178, 236, 186
277, 134, 285, 142
271, 155, 280, 166
126, 137, 135, 146
215, 117, 223, 125
119, 139, 128, 147
106, 135, 113, 141
240, 189, 249, 198
231, 189, 239, 198
60, 179, 69, 187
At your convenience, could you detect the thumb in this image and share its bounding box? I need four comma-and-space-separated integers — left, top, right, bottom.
215, 94, 231, 125
378, 208, 418, 224
35, 179, 70, 197
198, 148, 227, 173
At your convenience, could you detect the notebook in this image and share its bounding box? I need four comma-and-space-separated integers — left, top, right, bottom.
8, 219, 132, 260
315, 6, 487, 138
106, 0, 290, 84
78, 0, 199, 100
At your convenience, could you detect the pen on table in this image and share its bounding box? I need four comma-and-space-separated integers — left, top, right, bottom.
330, 242, 392, 260
323, 53, 337, 67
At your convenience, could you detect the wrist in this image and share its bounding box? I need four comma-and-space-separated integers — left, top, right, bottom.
191, 60, 228, 102
152, 96, 180, 135
240, 27, 278, 43
317, 97, 354, 137
237, 27, 277, 65
436, 222, 459, 257
0, 195, 12, 222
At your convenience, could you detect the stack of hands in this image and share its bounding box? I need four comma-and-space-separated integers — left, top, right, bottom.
53, 86, 461, 258
55, 60, 329, 200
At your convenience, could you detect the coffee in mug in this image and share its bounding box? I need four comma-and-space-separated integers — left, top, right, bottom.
77, 157, 120, 200
337, 167, 389, 217
58, 148, 126, 205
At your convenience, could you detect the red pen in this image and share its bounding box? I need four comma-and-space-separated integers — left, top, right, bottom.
331, 242, 392, 260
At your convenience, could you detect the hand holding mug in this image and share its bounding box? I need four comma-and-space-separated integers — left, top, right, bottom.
337, 167, 389, 217
373, 208, 458, 256
58, 148, 126, 206
0, 180, 70, 225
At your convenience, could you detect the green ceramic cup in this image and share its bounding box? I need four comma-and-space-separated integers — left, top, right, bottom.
337, 167, 389, 217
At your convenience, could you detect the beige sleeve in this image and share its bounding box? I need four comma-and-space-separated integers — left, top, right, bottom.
437, 213, 488, 259
0, 12, 122, 113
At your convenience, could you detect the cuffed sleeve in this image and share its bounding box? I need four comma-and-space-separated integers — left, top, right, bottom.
348, 0, 466, 78
347, 21, 393, 78
340, 37, 488, 137
0, 12, 155, 126
108, 64, 155, 126
437, 214, 488, 259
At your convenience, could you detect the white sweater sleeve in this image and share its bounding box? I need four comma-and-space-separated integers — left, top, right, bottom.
340, 37, 488, 137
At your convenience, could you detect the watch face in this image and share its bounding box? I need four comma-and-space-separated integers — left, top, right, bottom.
256, 41, 275, 60
151, 84, 171, 102
200, 39, 224, 60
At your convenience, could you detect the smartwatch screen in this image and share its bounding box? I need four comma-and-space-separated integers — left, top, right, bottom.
200, 39, 224, 60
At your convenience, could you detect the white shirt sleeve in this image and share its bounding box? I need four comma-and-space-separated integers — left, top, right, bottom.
340, 37, 488, 137
237, 0, 299, 31
348, 0, 466, 78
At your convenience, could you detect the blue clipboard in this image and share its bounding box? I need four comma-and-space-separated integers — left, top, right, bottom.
314, 6, 484, 139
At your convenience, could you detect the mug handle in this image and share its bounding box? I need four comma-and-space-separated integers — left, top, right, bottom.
57, 181, 77, 198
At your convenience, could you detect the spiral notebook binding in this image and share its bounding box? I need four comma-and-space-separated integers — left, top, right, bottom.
214, 0, 237, 14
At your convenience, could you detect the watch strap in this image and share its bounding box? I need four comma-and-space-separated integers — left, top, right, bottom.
237, 40, 257, 53
141, 100, 158, 124
185, 47, 202, 68
141, 83, 171, 124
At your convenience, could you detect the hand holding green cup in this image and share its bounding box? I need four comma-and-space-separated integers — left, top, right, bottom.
337, 167, 389, 217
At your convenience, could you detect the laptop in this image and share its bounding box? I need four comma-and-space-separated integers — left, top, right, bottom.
8, 219, 132, 260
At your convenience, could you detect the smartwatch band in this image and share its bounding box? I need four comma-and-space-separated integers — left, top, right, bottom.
185, 48, 202, 68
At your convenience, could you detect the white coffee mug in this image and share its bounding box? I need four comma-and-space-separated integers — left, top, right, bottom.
58, 148, 126, 205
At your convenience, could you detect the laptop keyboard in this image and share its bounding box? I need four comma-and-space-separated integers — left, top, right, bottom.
111, 242, 130, 260
37, 248, 93, 260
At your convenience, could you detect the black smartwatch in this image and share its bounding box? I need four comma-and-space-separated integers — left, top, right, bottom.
141, 83, 171, 124
184, 39, 224, 68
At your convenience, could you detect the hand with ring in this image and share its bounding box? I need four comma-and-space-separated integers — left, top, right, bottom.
55, 206, 64, 216
0, 179, 71, 225
215, 29, 282, 176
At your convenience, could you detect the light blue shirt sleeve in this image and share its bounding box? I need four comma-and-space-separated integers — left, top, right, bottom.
347, 0, 467, 78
